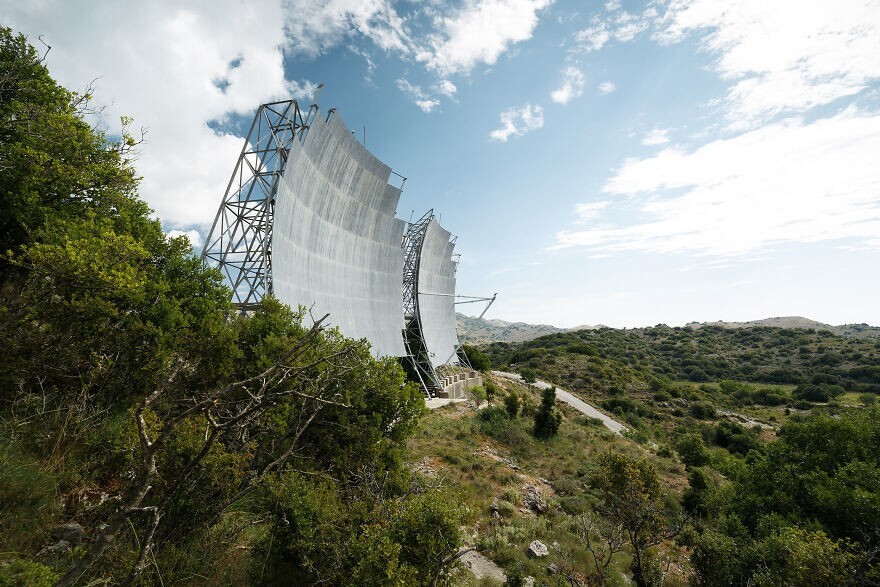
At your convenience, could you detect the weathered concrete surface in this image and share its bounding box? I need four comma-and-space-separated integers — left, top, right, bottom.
491, 371, 625, 435
437, 371, 482, 399
460, 549, 506, 582
425, 397, 468, 409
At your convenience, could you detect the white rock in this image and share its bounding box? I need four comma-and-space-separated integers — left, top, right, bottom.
527, 540, 549, 558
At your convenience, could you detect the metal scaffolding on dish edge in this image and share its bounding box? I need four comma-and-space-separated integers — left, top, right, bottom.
401, 210, 498, 397
201, 96, 321, 310
401, 209, 438, 395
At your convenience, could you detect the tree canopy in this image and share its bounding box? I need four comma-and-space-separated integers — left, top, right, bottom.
0, 28, 461, 586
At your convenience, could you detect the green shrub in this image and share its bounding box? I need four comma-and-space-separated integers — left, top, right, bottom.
532, 387, 562, 439
793, 383, 845, 402
690, 400, 717, 419
859, 392, 877, 406
496, 500, 518, 518
0, 558, 59, 587
676, 433, 710, 468
504, 393, 520, 419
468, 385, 487, 404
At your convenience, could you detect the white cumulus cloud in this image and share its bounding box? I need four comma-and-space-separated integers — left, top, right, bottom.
5, 1, 303, 240
598, 81, 616, 94
489, 104, 545, 142
436, 79, 457, 97
166, 229, 204, 248
419, 0, 553, 76
554, 109, 880, 256
284, 0, 412, 57
551, 66, 585, 104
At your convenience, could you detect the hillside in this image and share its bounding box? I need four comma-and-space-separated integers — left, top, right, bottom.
459, 313, 880, 344
684, 316, 880, 339
457, 313, 603, 344
457, 313, 568, 343
445, 325, 880, 584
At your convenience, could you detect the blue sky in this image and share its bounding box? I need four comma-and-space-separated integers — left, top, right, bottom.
5, 0, 880, 327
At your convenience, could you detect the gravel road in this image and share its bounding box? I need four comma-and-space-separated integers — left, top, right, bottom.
491, 371, 625, 435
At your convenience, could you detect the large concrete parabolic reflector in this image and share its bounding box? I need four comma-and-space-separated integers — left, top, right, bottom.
272, 110, 407, 358
202, 98, 479, 394
417, 219, 461, 370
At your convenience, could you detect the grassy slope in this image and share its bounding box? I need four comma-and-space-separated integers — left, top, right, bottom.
408, 325, 880, 584
407, 376, 690, 586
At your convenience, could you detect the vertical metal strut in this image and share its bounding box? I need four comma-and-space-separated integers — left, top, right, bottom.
201, 99, 318, 310
401, 209, 440, 395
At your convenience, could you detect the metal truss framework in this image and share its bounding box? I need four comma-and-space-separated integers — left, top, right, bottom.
202, 97, 496, 397
401, 209, 438, 395
201, 99, 319, 310
401, 211, 498, 396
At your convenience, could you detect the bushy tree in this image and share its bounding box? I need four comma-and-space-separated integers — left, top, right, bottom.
504, 392, 521, 419
458, 343, 490, 371
0, 29, 455, 586
484, 379, 499, 405
676, 433, 710, 468
692, 407, 880, 585
519, 367, 537, 389
590, 452, 679, 586
533, 386, 562, 438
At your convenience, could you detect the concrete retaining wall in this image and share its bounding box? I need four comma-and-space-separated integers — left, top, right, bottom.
437, 371, 482, 399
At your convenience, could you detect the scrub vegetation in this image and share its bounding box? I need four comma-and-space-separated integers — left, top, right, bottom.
457, 326, 880, 585
0, 28, 463, 586
3, 27, 880, 587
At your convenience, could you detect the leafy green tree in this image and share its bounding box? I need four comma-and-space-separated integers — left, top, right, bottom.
590, 452, 678, 586
693, 408, 880, 585
467, 385, 487, 405
0, 27, 142, 257
484, 380, 499, 405
504, 392, 521, 419
749, 527, 855, 587
533, 386, 562, 438
676, 433, 710, 468
519, 367, 537, 389
733, 408, 880, 547
458, 343, 490, 371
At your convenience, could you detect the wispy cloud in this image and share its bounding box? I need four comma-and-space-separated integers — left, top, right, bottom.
490, 104, 545, 142
598, 81, 616, 94
574, 201, 610, 223
418, 0, 553, 75
641, 128, 670, 146
395, 78, 440, 112
654, 0, 880, 128
286, 79, 320, 101
554, 109, 880, 256
551, 66, 585, 104
571, 4, 656, 53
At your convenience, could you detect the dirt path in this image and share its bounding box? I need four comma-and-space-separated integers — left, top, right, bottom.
425, 397, 468, 409
491, 371, 626, 435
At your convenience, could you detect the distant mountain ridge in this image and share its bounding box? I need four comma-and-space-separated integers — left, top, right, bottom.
455, 313, 602, 343
457, 313, 880, 343
685, 316, 880, 339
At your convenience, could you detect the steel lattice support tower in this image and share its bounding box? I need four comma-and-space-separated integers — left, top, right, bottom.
201, 99, 317, 310
401, 210, 440, 395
